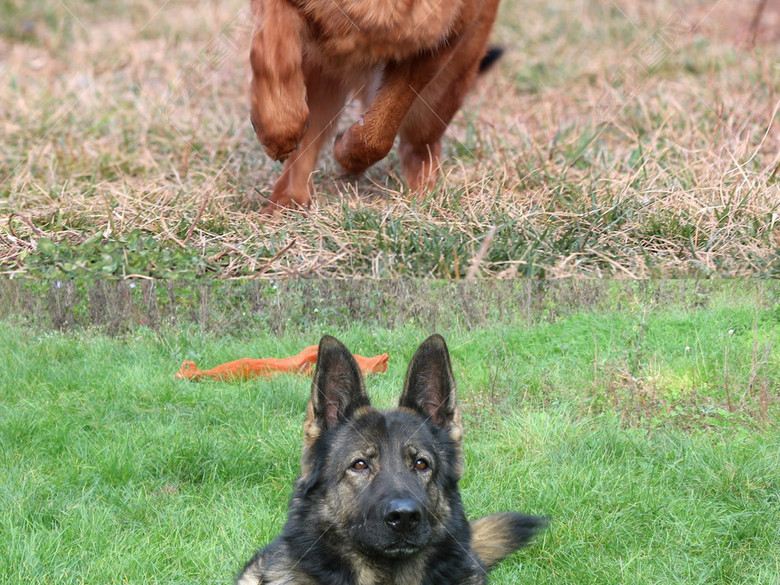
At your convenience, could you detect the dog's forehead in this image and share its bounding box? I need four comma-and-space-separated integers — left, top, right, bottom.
331, 407, 435, 450
383, 408, 434, 442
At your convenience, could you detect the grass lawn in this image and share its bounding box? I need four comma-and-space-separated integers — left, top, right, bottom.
1, 0, 778, 277
1, 281, 778, 583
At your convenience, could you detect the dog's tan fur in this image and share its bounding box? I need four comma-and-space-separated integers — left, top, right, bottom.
249, 0, 502, 214
471, 513, 533, 570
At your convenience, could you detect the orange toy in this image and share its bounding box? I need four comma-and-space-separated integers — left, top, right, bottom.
175, 345, 389, 382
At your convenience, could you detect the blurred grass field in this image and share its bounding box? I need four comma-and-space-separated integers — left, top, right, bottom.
1, 280, 779, 583
1, 0, 778, 277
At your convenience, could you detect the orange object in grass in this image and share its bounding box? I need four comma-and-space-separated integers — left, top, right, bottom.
175, 345, 388, 382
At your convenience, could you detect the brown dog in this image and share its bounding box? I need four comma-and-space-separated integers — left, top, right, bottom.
249, 0, 503, 214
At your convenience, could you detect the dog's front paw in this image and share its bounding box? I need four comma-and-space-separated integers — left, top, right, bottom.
334, 120, 393, 175
333, 129, 362, 175
257, 182, 312, 218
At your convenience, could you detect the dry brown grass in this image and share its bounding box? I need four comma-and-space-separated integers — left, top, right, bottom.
0, 0, 778, 277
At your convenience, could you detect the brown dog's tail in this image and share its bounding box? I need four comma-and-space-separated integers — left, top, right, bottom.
478, 46, 504, 74
470, 512, 548, 570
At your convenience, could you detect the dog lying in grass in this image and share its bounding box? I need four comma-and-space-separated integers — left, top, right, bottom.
236, 334, 546, 585
249, 0, 503, 215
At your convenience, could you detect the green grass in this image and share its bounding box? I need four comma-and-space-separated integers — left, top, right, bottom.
1, 283, 778, 583
1, 0, 778, 277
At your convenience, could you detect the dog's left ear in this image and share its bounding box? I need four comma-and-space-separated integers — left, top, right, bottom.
399, 334, 462, 444
304, 336, 371, 447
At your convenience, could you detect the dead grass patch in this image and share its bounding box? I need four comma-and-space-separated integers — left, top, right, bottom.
1, 0, 778, 277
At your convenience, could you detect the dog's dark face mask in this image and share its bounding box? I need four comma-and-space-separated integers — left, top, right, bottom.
300, 335, 463, 560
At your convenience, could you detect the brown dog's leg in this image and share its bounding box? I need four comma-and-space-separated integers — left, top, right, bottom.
398, 52, 481, 192
260, 65, 350, 215
249, 0, 308, 161
334, 0, 501, 189
399, 3, 501, 192
333, 47, 458, 176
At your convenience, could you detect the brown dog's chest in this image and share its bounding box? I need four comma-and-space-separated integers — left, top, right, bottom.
296, 0, 468, 71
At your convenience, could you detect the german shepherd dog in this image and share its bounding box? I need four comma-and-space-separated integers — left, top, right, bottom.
236, 334, 546, 585
249, 0, 504, 214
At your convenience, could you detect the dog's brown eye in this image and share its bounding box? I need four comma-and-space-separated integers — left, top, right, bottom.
414, 458, 429, 471
351, 459, 368, 471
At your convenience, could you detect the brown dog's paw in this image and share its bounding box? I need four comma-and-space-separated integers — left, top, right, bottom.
257, 184, 312, 217
334, 121, 393, 175
400, 139, 442, 193
259, 197, 301, 217
333, 128, 364, 175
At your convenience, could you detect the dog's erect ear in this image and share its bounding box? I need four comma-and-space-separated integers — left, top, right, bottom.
399, 334, 462, 443
304, 336, 371, 446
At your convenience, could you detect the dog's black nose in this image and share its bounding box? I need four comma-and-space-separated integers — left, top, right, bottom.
384, 498, 424, 532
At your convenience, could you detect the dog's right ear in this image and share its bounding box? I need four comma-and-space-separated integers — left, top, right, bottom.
303, 336, 371, 448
